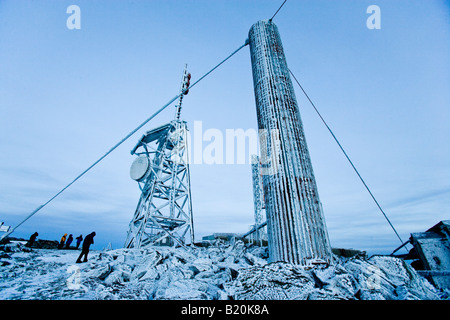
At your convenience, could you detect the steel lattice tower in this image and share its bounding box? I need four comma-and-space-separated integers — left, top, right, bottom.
125, 68, 194, 249
248, 20, 332, 265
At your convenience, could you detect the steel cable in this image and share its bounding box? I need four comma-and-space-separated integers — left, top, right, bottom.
289, 69, 407, 251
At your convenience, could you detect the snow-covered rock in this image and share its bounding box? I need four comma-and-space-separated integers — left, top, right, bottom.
0, 240, 445, 300
231, 254, 442, 300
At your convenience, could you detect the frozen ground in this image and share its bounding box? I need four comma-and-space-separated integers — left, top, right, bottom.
0, 240, 447, 300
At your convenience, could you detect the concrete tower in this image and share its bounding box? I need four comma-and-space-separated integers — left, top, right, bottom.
248, 20, 332, 265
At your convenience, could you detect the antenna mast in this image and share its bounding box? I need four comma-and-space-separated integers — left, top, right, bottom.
175, 64, 191, 120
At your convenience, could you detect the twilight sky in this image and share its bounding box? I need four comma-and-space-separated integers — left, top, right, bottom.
0, 0, 449, 255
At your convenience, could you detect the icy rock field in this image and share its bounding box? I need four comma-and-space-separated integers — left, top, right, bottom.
0, 240, 445, 300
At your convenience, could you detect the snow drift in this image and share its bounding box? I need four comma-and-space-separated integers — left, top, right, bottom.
0, 239, 445, 300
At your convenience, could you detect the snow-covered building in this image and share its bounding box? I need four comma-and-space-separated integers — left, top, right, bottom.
409, 220, 450, 290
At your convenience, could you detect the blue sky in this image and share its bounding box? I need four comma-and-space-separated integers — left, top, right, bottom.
0, 0, 449, 255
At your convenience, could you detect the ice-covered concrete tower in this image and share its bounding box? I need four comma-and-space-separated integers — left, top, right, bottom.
248, 20, 333, 265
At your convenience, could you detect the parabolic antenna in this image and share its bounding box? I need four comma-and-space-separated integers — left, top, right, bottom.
130, 155, 149, 181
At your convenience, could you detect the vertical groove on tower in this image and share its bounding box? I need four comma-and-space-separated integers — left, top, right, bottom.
248, 20, 332, 265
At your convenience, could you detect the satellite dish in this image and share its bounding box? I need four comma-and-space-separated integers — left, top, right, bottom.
130, 156, 149, 181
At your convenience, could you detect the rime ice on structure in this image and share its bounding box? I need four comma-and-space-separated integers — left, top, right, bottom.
248, 20, 333, 265
251, 154, 266, 245
124, 68, 194, 249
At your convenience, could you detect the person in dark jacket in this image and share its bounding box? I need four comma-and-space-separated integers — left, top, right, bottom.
25, 232, 39, 248
76, 232, 96, 263
75, 235, 83, 249
65, 234, 73, 248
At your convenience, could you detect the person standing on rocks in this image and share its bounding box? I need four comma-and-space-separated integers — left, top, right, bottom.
25, 232, 38, 248
58, 233, 67, 249
65, 234, 73, 249
76, 232, 95, 263
75, 235, 83, 249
